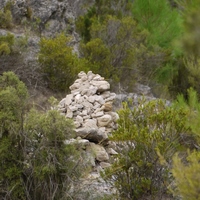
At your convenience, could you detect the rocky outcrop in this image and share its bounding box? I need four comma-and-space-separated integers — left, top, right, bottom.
0, 0, 90, 89
58, 71, 119, 145
1, 0, 90, 38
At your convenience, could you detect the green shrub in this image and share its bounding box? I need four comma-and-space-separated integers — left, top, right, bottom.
24, 109, 81, 199
38, 33, 88, 91
103, 98, 189, 199
80, 15, 140, 88
0, 42, 11, 55
0, 8, 12, 28
0, 72, 84, 199
80, 38, 112, 78
0, 33, 14, 55
172, 150, 200, 200
0, 72, 28, 199
174, 87, 200, 145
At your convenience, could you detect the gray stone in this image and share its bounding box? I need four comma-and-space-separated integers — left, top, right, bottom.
84, 119, 98, 129
106, 148, 118, 155
68, 105, 78, 112
103, 101, 113, 111
91, 80, 110, 92
59, 98, 66, 107
94, 95, 105, 105
75, 128, 108, 144
78, 71, 87, 78
91, 111, 104, 118
76, 115, 83, 124
90, 143, 109, 162
97, 115, 112, 127
93, 74, 104, 81
107, 112, 119, 122
100, 162, 111, 169
88, 95, 96, 103
66, 108, 73, 118
69, 82, 81, 91
93, 102, 101, 110
87, 71, 95, 80
80, 110, 88, 116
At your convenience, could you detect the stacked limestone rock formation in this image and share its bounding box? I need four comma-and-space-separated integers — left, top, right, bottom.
58, 71, 119, 198
58, 71, 119, 145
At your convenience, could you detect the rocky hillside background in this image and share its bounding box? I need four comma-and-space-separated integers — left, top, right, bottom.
0, 0, 91, 107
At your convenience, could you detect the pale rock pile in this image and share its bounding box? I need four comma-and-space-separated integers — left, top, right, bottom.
58, 71, 119, 145
58, 71, 119, 198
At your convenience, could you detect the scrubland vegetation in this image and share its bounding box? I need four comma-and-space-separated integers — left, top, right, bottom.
1, 0, 200, 199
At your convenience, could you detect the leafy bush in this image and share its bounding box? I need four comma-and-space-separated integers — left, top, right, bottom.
0, 33, 14, 55
174, 87, 200, 145
0, 2, 13, 29
79, 15, 141, 89
80, 38, 112, 78
0, 72, 83, 199
103, 98, 189, 199
38, 33, 88, 91
172, 150, 200, 200
24, 109, 81, 200
0, 72, 29, 199
171, 87, 200, 199
169, 0, 200, 97
75, 0, 132, 43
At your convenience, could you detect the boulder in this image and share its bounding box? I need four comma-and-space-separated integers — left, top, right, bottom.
90, 143, 109, 162
75, 128, 108, 144
97, 114, 112, 127
91, 80, 110, 92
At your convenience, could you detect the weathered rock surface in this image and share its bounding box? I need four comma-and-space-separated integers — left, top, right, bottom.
58, 71, 119, 145
59, 71, 119, 198
0, 0, 90, 89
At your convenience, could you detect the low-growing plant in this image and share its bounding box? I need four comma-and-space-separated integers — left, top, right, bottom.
0, 72, 84, 199
0, 33, 14, 55
103, 98, 190, 199
0, 2, 13, 29
172, 150, 200, 200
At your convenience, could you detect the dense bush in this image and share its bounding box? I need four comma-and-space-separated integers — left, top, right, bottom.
38, 33, 88, 91
103, 98, 189, 199
0, 33, 14, 55
172, 150, 200, 200
0, 2, 13, 29
79, 15, 144, 90
0, 72, 83, 199
75, 0, 132, 43
75, 0, 185, 96
171, 88, 200, 199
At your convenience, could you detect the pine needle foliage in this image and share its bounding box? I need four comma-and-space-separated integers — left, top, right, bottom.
0, 33, 14, 55
173, 87, 200, 146
172, 150, 200, 200
132, 0, 182, 49
103, 98, 189, 199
